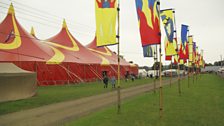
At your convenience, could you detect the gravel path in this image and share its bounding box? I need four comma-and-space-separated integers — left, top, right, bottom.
0, 78, 178, 126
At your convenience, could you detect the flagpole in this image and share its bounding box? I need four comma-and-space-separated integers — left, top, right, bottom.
187, 54, 190, 88
159, 44, 163, 119
154, 49, 157, 94
157, 1, 163, 119
170, 58, 172, 88
173, 10, 181, 95
117, 0, 121, 114
187, 30, 190, 88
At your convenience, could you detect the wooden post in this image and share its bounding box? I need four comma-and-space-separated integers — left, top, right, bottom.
188, 64, 190, 88
173, 9, 181, 95
117, 0, 121, 114
177, 63, 181, 95
159, 44, 163, 119
170, 59, 172, 87
154, 51, 157, 94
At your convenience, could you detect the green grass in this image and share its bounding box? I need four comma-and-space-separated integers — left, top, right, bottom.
66, 74, 224, 126
0, 78, 154, 115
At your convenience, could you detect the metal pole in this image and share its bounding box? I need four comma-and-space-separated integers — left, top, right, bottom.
117, 0, 121, 114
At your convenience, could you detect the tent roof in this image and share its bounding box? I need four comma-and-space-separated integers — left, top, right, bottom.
44, 19, 104, 64
0, 4, 55, 62
86, 37, 131, 66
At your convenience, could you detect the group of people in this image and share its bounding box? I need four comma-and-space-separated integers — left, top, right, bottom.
103, 73, 136, 88
103, 75, 116, 88
125, 73, 136, 82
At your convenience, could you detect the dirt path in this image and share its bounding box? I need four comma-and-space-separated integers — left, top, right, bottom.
0, 78, 178, 126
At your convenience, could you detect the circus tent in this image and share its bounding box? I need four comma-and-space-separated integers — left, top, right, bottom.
0, 4, 138, 86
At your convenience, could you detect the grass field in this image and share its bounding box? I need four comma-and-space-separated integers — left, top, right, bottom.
0, 77, 155, 115
66, 74, 224, 126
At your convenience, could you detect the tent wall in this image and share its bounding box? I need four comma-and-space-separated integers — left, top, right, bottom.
0, 63, 37, 102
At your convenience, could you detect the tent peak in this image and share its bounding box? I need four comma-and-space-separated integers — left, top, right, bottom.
30, 26, 36, 37
8, 3, 15, 15
62, 19, 68, 29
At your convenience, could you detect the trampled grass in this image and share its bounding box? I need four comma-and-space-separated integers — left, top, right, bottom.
0, 77, 154, 115
66, 74, 224, 126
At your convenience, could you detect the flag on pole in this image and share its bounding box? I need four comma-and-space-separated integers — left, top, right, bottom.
135, 0, 161, 46
161, 9, 174, 42
180, 24, 189, 59
199, 50, 204, 67
195, 47, 199, 68
143, 45, 155, 57
173, 38, 179, 64
193, 42, 196, 63
188, 36, 193, 63
164, 37, 177, 58
166, 56, 172, 61
95, 0, 118, 46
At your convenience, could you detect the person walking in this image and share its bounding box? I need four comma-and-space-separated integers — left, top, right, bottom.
103, 75, 109, 88
111, 76, 116, 88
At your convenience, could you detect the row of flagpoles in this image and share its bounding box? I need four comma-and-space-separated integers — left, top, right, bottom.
95, 0, 205, 117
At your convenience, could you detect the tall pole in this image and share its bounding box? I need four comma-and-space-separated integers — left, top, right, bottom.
157, 1, 163, 119
188, 62, 190, 88
159, 44, 163, 119
173, 9, 181, 95
193, 64, 195, 84
170, 58, 172, 88
177, 61, 181, 95
117, 0, 121, 114
221, 55, 223, 68
154, 49, 157, 94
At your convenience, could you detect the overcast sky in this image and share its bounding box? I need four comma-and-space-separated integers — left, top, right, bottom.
0, 0, 223, 66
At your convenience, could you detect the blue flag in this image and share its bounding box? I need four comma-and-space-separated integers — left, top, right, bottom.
143, 45, 154, 57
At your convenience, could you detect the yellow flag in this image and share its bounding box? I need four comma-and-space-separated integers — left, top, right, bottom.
188, 36, 193, 65
95, 0, 118, 46
165, 37, 177, 56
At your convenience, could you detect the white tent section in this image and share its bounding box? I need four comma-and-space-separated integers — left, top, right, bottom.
0, 63, 37, 102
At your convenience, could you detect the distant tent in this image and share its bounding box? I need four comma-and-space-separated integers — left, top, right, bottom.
86, 37, 138, 77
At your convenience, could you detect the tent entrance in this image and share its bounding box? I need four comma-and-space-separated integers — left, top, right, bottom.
102, 71, 108, 77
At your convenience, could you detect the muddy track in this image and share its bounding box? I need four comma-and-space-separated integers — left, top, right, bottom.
0, 78, 179, 126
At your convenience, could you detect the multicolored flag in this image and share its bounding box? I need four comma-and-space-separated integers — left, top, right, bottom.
166, 56, 172, 61
192, 42, 196, 63
174, 54, 179, 64
180, 24, 189, 59
188, 36, 193, 63
164, 37, 177, 58
199, 50, 204, 67
143, 45, 154, 57
161, 9, 174, 42
195, 47, 199, 68
135, 0, 161, 46
95, 0, 118, 46
173, 38, 179, 64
